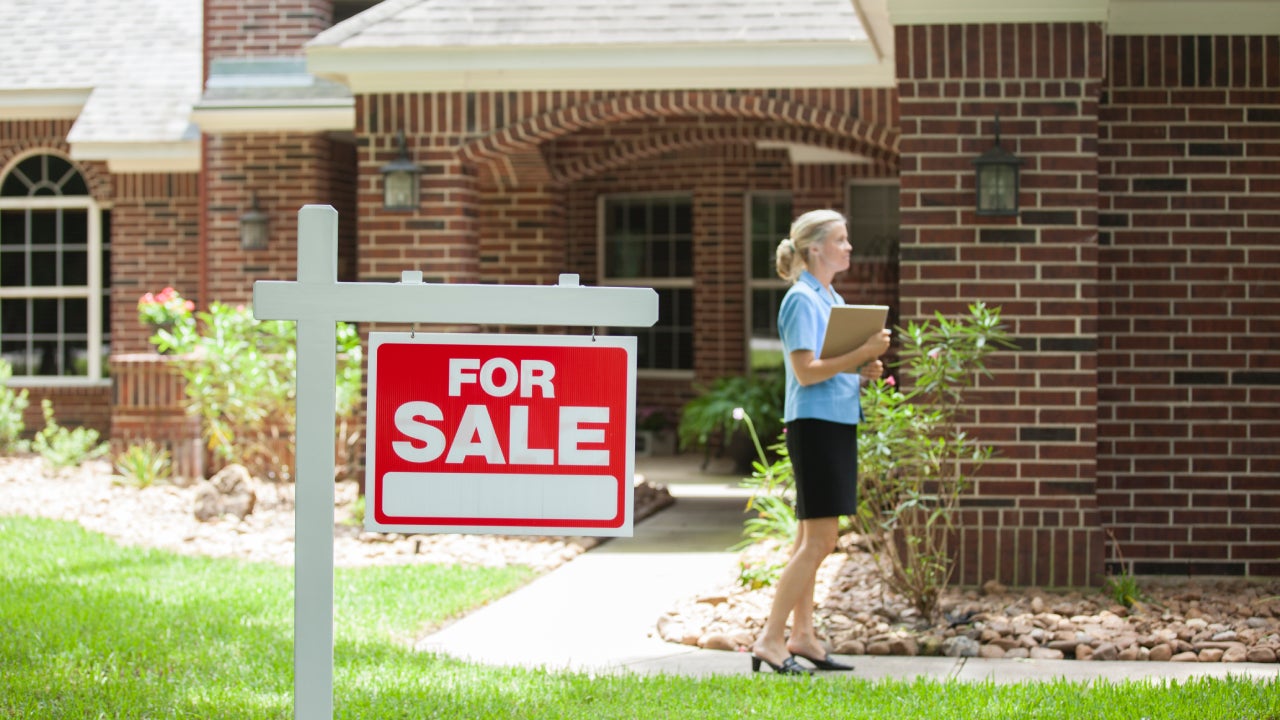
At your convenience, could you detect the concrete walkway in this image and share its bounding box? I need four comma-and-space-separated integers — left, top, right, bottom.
417, 455, 1280, 684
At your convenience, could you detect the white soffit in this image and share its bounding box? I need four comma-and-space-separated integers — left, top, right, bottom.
887, 0, 1108, 25
757, 141, 873, 164
308, 42, 894, 92
190, 105, 356, 133
69, 141, 200, 174
1108, 0, 1280, 35
0, 89, 90, 120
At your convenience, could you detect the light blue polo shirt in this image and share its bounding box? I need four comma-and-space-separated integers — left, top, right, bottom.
777, 270, 862, 424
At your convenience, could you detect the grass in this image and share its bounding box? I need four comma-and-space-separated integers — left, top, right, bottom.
3, 516, 1278, 719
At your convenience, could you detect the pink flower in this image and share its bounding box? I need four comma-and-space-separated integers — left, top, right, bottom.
885, 375, 896, 387
928, 347, 943, 359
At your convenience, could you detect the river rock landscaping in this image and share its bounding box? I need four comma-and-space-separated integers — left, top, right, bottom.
657, 536, 1280, 664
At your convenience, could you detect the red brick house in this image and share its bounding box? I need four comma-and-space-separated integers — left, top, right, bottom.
1, 0, 1276, 587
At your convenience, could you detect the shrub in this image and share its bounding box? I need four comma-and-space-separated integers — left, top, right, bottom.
0, 359, 29, 454
677, 372, 783, 468
148, 300, 362, 482
855, 302, 1015, 619
32, 399, 108, 473
112, 441, 172, 488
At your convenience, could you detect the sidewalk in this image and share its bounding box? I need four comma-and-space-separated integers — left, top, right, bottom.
417, 455, 1280, 684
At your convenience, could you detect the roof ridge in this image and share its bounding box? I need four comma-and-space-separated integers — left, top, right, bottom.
309, 0, 425, 48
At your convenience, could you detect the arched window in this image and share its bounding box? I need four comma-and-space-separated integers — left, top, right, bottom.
0, 153, 109, 382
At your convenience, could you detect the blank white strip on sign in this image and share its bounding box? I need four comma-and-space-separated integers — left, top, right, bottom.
381, 472, 619, 521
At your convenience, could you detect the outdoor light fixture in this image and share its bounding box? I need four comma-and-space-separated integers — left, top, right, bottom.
380, 130, 421, 210
239, 192, 269, 250
973, 114, 1021, 216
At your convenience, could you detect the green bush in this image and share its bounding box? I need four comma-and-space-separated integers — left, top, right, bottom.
677, 372, 783, 461
112, 441, 172, 488
0, 358, 29, 454
32, 399, 108, 473
150, 300, 362, 482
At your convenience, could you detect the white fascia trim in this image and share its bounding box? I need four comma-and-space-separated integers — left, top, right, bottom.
309, 42, 893, 92
887, 0, 1108, 25
69, 141, 200, 173
1108, 0, 1280, 35
756, 141, 873, 164
190, 104, 355, 133
0, 88, 91, 120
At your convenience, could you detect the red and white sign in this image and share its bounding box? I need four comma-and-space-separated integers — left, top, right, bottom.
364, 333, 636, 536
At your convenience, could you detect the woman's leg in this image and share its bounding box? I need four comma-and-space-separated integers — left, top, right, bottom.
785, 520, 838, 658
751, 516, 840, 665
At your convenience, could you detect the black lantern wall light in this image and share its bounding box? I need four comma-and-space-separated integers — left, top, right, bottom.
380, 130, 421, 210
973, 114, 1021, 216
239, 192, 269, 250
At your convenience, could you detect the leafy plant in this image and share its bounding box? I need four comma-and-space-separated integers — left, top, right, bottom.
1102, 529, 1146, 608
677, 372, 783, 467
137, 286, 195, 328
148, 300, 362, 481
738, 558, 785, 590
112, 441, 172, 488
32, 399, 108, 473
0, 358, 29, 454
855, 302, 1016, 619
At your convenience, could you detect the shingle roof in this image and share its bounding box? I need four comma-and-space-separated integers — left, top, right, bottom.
311, 0, 865, 49
0, 0, 201, 147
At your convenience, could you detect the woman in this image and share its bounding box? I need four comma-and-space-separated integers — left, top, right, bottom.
750, 209, 891, 675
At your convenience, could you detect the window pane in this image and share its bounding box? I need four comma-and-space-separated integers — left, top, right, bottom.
64, 249, 88, 286
34, 340, 59, 375
30, 210, 57, 244
0, 210, 24, 245
65, 298, 87, 334
31, 251, 57, 286
63, 210, 87, 245
1, 340, 29, 375
613, 287, 693, 371
33, 298, 58, 333
1, 299, 26, 334
65, 340, 89, 376
0, 250, 25, 287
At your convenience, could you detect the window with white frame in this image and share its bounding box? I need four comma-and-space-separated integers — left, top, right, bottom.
0, 153, 109, 382
747, 193, 792, 369
847, 181, 900, 258
600, 194, 693, 373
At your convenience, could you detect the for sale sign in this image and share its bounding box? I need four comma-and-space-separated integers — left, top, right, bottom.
365, 333, 636, 536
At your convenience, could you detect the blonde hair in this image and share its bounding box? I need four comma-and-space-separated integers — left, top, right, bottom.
774, 209, 847, 283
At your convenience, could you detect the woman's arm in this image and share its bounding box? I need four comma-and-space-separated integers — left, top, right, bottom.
789, 329, 891, 387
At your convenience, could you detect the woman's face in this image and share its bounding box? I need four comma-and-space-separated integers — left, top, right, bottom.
808, 223, 851, 275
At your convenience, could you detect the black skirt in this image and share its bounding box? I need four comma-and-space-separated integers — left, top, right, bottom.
786, 418, 859, 520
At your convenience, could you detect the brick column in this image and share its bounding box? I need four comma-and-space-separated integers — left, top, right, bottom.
896, 22, 1106, 586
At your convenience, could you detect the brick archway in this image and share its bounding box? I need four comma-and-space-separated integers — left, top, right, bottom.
460, 90, 899, 187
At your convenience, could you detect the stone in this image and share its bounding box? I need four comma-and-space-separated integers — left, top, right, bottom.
982, 580, 1007, 596
1030, 647, 1064, 660
1147, 644, 1173, 662
1075, 644, 1094, 661
979, 644, 1006, 659
1221, 646, 1249, 663
1004, 648, 1030, 659
867, 641, 892, 656
698, 633, 738, 651
888, 636, 918, 656
193, 464, 256, 521
1198, 648, 1224, 662
1092, 643, 1119, 661
1246, 647, 1277, 663
833, 638, 866, 656
1171, 651, 1199, 662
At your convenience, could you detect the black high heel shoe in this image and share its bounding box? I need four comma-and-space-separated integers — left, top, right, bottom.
750, 654, 812, 676
793, 652, 854, 671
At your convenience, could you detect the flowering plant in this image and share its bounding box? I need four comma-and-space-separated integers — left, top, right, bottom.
138, 287, 195, 327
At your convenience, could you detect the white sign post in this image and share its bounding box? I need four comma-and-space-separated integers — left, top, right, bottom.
252, 205, 657, 720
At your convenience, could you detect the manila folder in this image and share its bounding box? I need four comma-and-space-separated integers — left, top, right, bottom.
819, 305, 889, 370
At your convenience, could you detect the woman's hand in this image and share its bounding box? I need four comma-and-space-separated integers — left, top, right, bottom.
860, 360, 884, 382
861, 329, 892, 359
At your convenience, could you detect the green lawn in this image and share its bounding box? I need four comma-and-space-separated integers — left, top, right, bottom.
2, 516, 1277, 719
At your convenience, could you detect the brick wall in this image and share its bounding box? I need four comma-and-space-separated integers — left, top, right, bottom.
205, 0, 332, 58
205, 132, 357, 305
896, 22, 1107, 586
111, 174, 202, 354
1098, 35, 1280, 577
